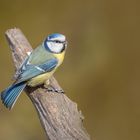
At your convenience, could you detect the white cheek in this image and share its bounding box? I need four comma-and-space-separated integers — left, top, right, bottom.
47, 42, 63, 53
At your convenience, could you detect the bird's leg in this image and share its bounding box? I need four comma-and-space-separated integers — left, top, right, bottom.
44, 79, 65, 94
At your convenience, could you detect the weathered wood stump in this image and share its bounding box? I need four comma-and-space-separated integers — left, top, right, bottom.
5, 28, 90, 140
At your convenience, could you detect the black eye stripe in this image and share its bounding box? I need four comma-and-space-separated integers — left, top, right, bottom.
46, 39, 67, 44
49, 40, 64, 43
55, 40, 61, 43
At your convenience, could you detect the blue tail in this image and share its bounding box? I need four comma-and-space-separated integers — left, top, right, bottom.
1, 82, 26, 109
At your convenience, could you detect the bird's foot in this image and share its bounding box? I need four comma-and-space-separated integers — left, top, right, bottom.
44, 80, 65, 94
45, 86, 65, 94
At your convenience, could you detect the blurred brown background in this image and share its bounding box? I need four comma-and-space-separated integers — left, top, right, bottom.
0, 0, 139, 140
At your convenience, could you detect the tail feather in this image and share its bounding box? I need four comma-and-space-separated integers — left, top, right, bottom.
1, 82, 26, 109
4, 86, 22, 107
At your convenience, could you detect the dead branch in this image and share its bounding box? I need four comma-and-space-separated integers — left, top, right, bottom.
5, 28, 90, 140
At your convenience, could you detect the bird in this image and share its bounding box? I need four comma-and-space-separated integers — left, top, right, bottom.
1, 33, 67, 109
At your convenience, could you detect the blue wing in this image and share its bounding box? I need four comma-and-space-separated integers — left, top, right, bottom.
17, 58, 58, 83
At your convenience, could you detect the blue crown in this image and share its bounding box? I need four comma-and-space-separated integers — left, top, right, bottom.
48, 33, 65, 40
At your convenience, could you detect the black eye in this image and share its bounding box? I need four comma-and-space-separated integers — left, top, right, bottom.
55, 40, 61, 43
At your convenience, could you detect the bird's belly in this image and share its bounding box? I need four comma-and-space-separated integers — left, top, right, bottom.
27, 71, 53, 87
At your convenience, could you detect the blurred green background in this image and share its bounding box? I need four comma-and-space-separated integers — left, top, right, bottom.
0, 0, 139, 140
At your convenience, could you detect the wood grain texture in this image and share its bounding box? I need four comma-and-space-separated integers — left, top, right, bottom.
5, 28, 90, 140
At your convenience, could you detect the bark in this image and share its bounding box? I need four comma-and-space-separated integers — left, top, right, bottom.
5, 28, 90, 140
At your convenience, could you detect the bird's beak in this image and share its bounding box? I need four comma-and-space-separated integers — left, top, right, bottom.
64, 41, 68, 49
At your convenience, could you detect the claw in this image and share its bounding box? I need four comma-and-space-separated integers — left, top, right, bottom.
54, 89, 65, 94
45, 87, 65, 94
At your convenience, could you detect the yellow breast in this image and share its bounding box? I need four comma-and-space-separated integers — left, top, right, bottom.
53, 51, 65, 66
27, 71, 54, 87
27, 52, 65, 87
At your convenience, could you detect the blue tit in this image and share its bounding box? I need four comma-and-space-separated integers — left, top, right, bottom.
1, 33, 67, 109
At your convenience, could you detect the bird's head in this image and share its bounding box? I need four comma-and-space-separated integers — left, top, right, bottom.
44, 33, 67, 54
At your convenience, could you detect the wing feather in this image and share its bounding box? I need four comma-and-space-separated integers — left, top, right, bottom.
17, 58, 58, 83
